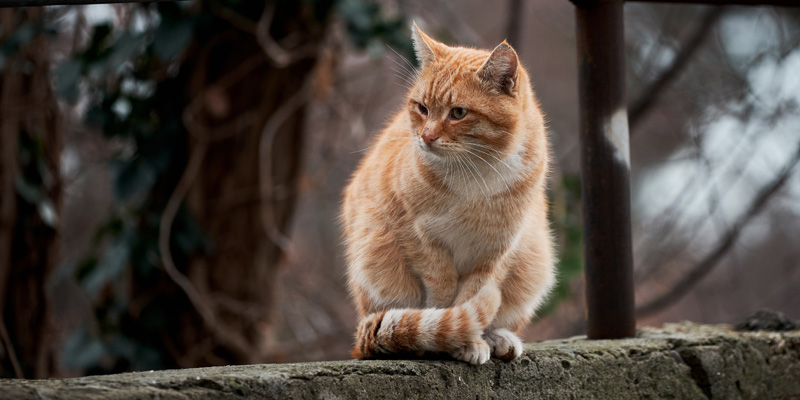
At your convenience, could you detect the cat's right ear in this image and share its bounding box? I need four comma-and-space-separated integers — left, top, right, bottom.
411, 22, 442, 68
477, 41, 519, 96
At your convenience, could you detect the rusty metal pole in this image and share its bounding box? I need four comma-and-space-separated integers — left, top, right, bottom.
572, 0, 636, 339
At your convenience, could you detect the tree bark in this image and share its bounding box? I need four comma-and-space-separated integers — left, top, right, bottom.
0, 8, 62, 378
141, 1, 333, 367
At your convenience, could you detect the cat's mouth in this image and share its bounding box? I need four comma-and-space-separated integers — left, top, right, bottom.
417, 140, 448, 157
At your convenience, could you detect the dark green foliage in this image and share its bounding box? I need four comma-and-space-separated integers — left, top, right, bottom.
337, 0, 414, 63
51, 2, 201, 373
0, 17, 56, 70
539, 173, 584, 318
16, 131, 58, 228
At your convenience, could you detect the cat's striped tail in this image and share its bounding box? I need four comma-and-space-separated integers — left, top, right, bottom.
352, 285, 501, 360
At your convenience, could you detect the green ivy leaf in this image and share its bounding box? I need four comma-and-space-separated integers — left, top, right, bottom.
0, 21, 36, 54
83, 24, 113, 61
152, 19, 194, 62
83, 233, 131, 298
111, 157, 157, 202
14, 174, 42, 203
173, 208, 212, 254
62, 327, 106, 369
109, 32, 146, 74
55, 59, 83, 103
37, 197, 58, 228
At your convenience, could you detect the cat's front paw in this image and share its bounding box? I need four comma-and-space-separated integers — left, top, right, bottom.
449, 339, 491, 365
484, 328, 523, 361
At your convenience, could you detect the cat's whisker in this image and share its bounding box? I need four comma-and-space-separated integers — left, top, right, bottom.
350, 137, 414, 154
442, 154, 451, 187
463, 154, 492, 201
472, 145, 512, 168
387, 57, 417, 79
462, 148, 512, 195
453, 153, 469, 191
468, 145, 514, 170
391, 81, 413, 91
387, 63, 416, 82
457, 153, 490, 202
467, 143, 512, 166
386, 45, 419, 77
388, 67, 417, 88
391, 74, 415, 88
467, 142, 505, 155
349, 146, 374, 154
466, 143, 503, 158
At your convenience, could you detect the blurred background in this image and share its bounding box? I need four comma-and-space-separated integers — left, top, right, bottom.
0, 0, 798, 379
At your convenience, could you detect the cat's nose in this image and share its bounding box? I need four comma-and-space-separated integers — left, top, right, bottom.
422, 131, 440, 146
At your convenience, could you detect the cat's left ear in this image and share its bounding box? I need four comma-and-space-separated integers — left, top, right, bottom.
477, 41, 519, 96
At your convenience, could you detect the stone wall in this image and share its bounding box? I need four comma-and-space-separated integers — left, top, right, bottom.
2, 322, 799, 399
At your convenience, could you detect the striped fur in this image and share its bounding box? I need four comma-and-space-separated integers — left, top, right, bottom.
342, 24, 555, 365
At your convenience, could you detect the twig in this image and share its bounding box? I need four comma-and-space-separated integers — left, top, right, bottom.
636, 140, 800, 318
258, 79, 313, 251
210, 2, 318, 68
629, 6, 726, 132
255, 3, 319, 68
634, 128, 761, 282
0, 317, 22, 378
157, 133, 214, 326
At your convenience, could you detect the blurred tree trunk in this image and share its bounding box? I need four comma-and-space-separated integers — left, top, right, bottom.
151, 1, 333, 367
0, 8, 62, 378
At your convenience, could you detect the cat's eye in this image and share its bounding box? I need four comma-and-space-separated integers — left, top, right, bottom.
450, 107, 468, 120
417, 103, 428, 116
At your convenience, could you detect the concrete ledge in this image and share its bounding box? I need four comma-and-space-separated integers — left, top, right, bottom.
2, 322, 799, 399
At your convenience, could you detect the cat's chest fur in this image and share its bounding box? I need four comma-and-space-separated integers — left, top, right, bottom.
415, 200, 515, 274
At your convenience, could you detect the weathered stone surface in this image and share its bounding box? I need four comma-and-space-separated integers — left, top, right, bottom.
2, 322, 799, 399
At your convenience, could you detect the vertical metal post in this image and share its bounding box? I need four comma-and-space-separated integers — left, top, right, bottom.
573, 0, 636, 339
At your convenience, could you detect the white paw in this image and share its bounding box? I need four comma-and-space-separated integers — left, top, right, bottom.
484, 328, 523, 361
449, 339, 491, 365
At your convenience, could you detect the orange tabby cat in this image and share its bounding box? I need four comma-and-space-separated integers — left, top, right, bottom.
341, 23, 555, 365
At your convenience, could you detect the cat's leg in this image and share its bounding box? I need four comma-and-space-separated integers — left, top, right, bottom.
349, 229, 426, 359
452, 270, 516, 362
408, 237, 459, 308
445, 274, 504, 365
348, 227, 425, 316
485, 243, 555, 361
446, 283, 501, 365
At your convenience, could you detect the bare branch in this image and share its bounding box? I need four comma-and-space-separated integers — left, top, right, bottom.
636, 140, 800, 318
0, 318, 22, 378
255, 3, 319, 68
629, 6, 725, 132
258, 79, 313, 251
210, 2, 319, 68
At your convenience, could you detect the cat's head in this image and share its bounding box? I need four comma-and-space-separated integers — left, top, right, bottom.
405, 23, 529, 160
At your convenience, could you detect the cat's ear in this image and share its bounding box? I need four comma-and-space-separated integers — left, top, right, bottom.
411, 22, 443, 68
477, 41, 519, 96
